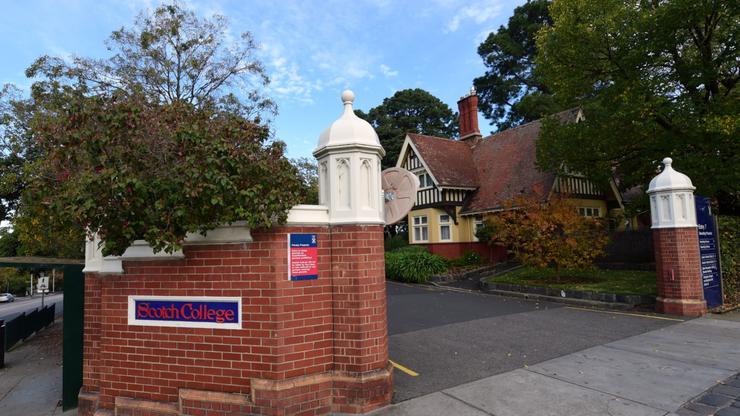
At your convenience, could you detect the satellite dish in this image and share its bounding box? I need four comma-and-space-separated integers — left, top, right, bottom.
382, 167, 419, 224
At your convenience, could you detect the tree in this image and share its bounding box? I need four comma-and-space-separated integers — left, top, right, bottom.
27, 3, 275, 119
476, 196, 608, 279
0, 227, 19, 257
18, 3, 303, 256
536, 0, 739, 213
291, 157, 319, 205
360, 89, 458, 169
474, 0, 557, 131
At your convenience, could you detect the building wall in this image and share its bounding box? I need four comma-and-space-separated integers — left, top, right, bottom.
79, 225, 392, 416
567, 198, 608, 217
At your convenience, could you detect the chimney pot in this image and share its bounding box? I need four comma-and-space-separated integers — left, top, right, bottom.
457, 86, 481, 143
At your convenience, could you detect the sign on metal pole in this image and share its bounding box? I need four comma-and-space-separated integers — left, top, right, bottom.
288, 233, 319, 281
695, 196, 723, 308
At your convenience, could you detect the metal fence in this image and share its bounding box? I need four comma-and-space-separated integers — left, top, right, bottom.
2, 304, 56, 355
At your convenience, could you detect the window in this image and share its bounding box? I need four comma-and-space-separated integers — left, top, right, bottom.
578, 207, 601, 217
439, 214, 451, 241
418, 172, 433, 188
473, 215, 484, 241
413, 216, 428, 242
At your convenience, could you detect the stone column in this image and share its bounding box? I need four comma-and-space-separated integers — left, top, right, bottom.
647, 157, 707, 316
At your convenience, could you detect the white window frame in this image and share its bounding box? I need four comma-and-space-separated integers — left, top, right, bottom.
412, 215, 429, 242
473, 215, 484, 241
578, 207, 601, 217
439, 214, 451, 241
417, 172, 433, 189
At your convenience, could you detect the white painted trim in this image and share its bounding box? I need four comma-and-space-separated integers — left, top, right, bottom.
127, 295, 242, 330
120, 240, 185, 261
183, 221, 252, 245
396, 136, 441, 188
286, 205, 330, 225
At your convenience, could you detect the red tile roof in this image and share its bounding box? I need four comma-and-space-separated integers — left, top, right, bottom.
405, 108, 582, 214
408, 134, 478, 188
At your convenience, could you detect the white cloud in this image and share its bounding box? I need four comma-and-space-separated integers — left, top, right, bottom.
379, 64, 398, 77
446, 2, 504, 33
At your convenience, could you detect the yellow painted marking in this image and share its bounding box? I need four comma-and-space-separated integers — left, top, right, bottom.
389, 360, 419, 377
565, 306, 685, 322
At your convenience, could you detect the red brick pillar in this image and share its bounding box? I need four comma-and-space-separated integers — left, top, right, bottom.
648, 158, 707, 316
330, 225, 392, 414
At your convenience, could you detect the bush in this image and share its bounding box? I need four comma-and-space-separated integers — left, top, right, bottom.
384, 233, 409, 252
447, 250, 482, 268
719, 216, 739, 305
385, 249, 447, 283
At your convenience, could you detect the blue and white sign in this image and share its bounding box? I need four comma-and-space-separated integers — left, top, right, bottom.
695, 196, 723, 308
128, 296, 242, 329
288, 233, 319, 281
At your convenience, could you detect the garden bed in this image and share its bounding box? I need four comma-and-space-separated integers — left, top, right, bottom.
482, 267, 657, 307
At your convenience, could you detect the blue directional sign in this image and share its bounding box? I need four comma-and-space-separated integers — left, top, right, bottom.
695, 196, 723, 308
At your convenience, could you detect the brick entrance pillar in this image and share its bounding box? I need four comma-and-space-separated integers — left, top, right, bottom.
77, 90, 392, 416
647, 157, 707, 316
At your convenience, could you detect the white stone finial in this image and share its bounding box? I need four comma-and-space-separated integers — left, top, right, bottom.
342, 89, 355, 105
647, 157, 697, 229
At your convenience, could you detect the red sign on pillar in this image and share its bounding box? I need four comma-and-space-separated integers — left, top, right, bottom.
288, 233, 318, 281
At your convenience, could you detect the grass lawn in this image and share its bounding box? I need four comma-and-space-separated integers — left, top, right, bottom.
489, 266, 657, 296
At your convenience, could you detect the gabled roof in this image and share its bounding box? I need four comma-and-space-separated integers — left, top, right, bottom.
398, 108, 584, 214
406, 134, 478, 188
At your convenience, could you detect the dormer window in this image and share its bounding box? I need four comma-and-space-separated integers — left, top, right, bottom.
418, 172, 434, 189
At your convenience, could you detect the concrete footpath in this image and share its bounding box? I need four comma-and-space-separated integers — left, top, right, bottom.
0, 318, 67, 416
373, 312, 740, 416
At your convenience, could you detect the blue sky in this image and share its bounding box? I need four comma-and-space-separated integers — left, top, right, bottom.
0, 0, 525, 159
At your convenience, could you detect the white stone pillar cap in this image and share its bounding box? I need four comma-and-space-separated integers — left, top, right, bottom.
647, 157, 695, 194
313, 90, 385, 157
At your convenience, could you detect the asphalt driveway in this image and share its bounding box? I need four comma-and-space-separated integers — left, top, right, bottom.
386, 281, 682, 403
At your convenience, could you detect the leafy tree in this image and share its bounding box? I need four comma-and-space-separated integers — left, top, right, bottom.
17, 3, 303, 256
28, 92, 303, 256
27, 3, 275, 118
0, 227, 19, 257
474, 0, 556, 131
291, 157, 319, 204
0, 85, 37, 223
360, 89, 458, 169
477, 196, 609, 280
536, 0, 739, 213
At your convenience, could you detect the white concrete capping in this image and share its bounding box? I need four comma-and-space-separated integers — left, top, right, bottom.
84, 222, 253, 275
286, 205, 330, 225
183, 221, 252, 245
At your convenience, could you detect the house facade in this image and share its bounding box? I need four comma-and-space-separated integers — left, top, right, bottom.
396, 88, 625, 261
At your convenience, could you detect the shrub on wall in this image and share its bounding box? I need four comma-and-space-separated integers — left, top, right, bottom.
719, 216, 739, 306
385, 249, 447, 283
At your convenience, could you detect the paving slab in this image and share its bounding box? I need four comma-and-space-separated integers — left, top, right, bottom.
369, 392, 488, 416
529, 345, 734, 412
444, 369, 667, 416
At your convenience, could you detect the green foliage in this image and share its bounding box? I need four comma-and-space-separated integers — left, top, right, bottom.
447, 250, 482, 268
5, 3, 300, 257
474, 0, 557, 131
718, 216, 740, 305
28, 93, 303, 256
359, 89, 458, 169
291, 157, 319, 205
385, 249, 447, 283
0, 268, 30, 295
536, 0, 739, 213
489, 266, 657, 296
478, 196, 609, 278
384, 233, 409, 252
0, 227, 19, 257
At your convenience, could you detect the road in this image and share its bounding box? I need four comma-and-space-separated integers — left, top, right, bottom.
386, 282, 680, 403
0, 293, 64, 322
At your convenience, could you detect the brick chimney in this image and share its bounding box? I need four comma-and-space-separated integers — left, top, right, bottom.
457, 86, 481, 143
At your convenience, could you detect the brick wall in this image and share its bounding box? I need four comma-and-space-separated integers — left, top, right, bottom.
653, 227, 707, 316
79, 225, 392, 416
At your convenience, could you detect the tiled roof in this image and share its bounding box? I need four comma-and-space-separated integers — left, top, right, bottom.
407, 134, 478, 188
405, 108, 582, 214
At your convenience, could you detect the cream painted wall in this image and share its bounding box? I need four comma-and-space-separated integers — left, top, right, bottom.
408, 207, 479, 244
